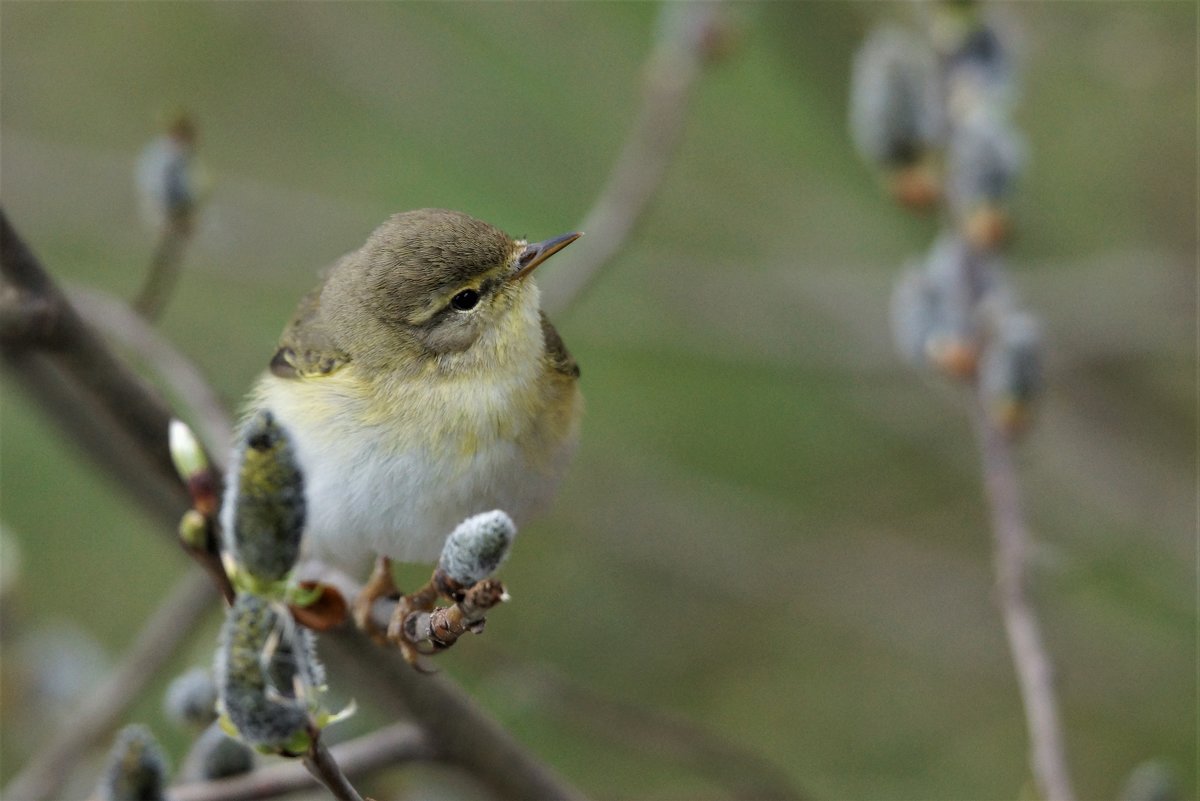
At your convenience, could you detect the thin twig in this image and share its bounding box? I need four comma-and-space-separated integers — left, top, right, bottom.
542, 2, 729, 316
301, 734, 366, 801
2, 569, 219, 801
68, 284, 234, 458
970, 395, 1075, 801
134, 216, 193, 321
171, 723, 433, 801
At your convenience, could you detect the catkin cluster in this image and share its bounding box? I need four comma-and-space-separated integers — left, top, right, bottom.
852, 1, 1041, 435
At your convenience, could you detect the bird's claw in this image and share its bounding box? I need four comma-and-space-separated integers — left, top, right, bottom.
387, 590, 438, 667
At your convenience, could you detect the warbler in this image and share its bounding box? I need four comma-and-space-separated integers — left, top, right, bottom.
228, 209, 582, 637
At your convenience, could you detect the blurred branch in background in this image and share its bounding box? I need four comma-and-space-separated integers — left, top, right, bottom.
852, 3, 1075, 799
543, 1, 735, 317
3, 570, 217, 801
132, 113, 204, 321
171, 723, 434, 801
0, 208, 189, 523
69, 285, 234, 457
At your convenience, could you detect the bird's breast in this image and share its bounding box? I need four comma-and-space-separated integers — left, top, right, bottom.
251, 361, 580, 570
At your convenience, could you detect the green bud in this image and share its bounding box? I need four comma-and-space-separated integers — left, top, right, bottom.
97, 724, 169, 801
178, 509, 208, 550
169, 419, 208, 483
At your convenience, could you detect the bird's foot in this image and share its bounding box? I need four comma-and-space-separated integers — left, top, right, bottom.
387, 582, 440, 667
352, 556, 399, 644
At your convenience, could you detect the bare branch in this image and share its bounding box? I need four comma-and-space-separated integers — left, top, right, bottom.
2, 570, 218, 801
542, 2, 731, 316
170, 723, 433, 801
134, 217, 193, 321
970, 395, 1075, 801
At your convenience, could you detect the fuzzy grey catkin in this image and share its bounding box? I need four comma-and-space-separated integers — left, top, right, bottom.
980, 310, 1041, 404
97, 725, 169, 801
222, 410, 306, 583
850, 25, 943, 168
182, 722, 256, 781
439, 510, 517, 586
163, 666, 218, 730
214, 594, 322, 750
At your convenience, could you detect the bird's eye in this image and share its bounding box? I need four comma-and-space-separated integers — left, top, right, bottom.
450, 289, 481, 311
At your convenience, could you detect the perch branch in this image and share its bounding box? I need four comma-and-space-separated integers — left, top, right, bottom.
2, 569, 218, 801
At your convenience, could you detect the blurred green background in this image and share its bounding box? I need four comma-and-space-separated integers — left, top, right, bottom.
1, 2, 1194, 799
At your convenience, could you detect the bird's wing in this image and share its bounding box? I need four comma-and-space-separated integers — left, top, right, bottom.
540, 312, 579, 379
269, 285, 352, 380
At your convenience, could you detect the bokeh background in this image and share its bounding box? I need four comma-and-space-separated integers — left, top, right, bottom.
0, 2, 1194, 799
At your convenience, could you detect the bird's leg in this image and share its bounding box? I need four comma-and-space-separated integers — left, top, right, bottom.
353, 555, 399, 643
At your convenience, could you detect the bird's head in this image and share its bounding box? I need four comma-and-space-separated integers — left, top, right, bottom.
323, 209, 580, 370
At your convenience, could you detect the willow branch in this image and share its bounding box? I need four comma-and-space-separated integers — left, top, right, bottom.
2, 210, 582, 801
165, 723, 432, 801
301, 735, 365, 801
542, 2, 730, 316
970, 395, 1075, 801
2, 569, 218, 801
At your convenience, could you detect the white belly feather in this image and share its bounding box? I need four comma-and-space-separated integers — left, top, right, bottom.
244, 365, 577, 577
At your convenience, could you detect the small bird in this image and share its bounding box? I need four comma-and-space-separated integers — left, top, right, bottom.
227, 209, 582, 641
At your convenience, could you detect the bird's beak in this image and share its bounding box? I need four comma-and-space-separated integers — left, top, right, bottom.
511, 231, 582, 281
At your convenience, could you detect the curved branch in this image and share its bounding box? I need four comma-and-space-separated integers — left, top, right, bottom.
542, 2, 730, 316
67, 284, 234, 457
